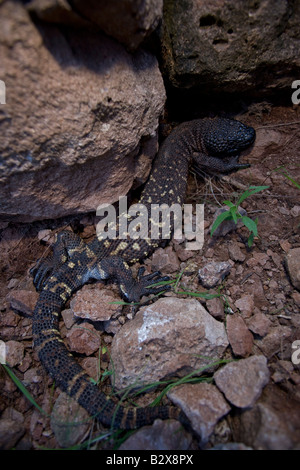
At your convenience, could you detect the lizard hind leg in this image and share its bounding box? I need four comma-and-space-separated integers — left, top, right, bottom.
30, 230, 86, 291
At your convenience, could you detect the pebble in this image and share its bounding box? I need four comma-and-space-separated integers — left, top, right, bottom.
234, 294, 254, 318
198, 261, 232, 288
66, 322, 100, 355
50, 392, 91, 448
228, 241, 246, 262
211, 206, 247, 237
246, 313, 271, 337
0, 418, 25, 450
6, 289, 39, 316
151, 246, 180, 273
70, 284, 122, 322
5, 340, 25, 367
226, 314, 253, 357
119, 419, 192, 450
285, 248, 300, 291
205, 297, 224, 320
168, 383, 230, 443
214, 355, 269, 408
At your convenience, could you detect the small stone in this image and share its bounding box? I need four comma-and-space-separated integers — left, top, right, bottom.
214, 355, 269, 408
37, 229, 54, 243
228, 241, 246, 262
226, 314, 253, 357
246, 313, 271, 337
292, 291, 300, 307
280, 239, 291, 253
7, 278, 19, 289
6, 289, 39, 316
211, 206, 247, 237
151, 246, 180, 273
119, 419, 192, 450
0, 418, 25, 450
258, 326, 292, 359
70, 284, 122, 322
66, 322, 100, 355
61, 309, 76, 329
198, 261, 232, 288
291, 205, 300, 217
50, 392, 91, 448
168, 383, 231, 442
285, 248, 300, 290
206, 296, 224, 320
234, 294, 254, 318
5, 340, 25, 367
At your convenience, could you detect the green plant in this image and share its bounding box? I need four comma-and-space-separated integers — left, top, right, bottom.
274, 165, 300, 190
210, 185, 269, 247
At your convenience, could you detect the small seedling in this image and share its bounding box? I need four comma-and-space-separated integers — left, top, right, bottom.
210, 185, 269, 247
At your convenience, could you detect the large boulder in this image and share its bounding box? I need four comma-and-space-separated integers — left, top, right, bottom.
110, 297, 229, 390
26, 0, 164, 51
0, 1, 165, 222
161, 0, 300, 96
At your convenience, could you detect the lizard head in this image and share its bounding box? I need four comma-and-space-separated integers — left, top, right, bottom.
202, 118, 256, 157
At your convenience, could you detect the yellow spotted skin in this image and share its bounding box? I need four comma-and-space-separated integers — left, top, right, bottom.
31, 117, 255, 430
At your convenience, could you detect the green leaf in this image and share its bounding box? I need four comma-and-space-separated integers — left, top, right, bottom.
230, 206, 238, 224
223, 200, 236, 209
236, 186, 269, 206
247, 232, 255, 247
210, 210, 233, 236
241, 216, 258, 236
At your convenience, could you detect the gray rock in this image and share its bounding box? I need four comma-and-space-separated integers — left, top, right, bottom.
70, 0, 163, 51
230, 385, 300, 449
5, 340, 25, 367
0, 418, 25, 450
285, 247, 300, 291
161, 0, 300, 96
214, 355, 270, 408
0, 1, 165, 222
119, 419, 192, 450
199, 261, 232, 288
168, 383, 231, 443
50, 392, 91, 448
210, 207, 247, 238
110, 297, 228, 390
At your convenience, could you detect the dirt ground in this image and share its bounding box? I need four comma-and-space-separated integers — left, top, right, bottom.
0, 104, 299, 449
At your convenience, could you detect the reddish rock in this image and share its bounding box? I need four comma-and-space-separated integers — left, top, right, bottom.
151, 246, 180, 273
168, 383, 231, 442
205, 297, 224, 320
234, 294, 254, 318
0, 1, 165, 222
70, 284, 122, 322
214, 355, 269, 408
6, 290, 38, 316
285, 248, 300, 291
110, 297, 228, 390
5, 341, 25, 368
246, 313, 271, 337
66, 322, 100, 355
226, 314, 253, 357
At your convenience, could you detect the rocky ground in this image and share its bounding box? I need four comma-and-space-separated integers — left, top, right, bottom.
0, 104, 300, 450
